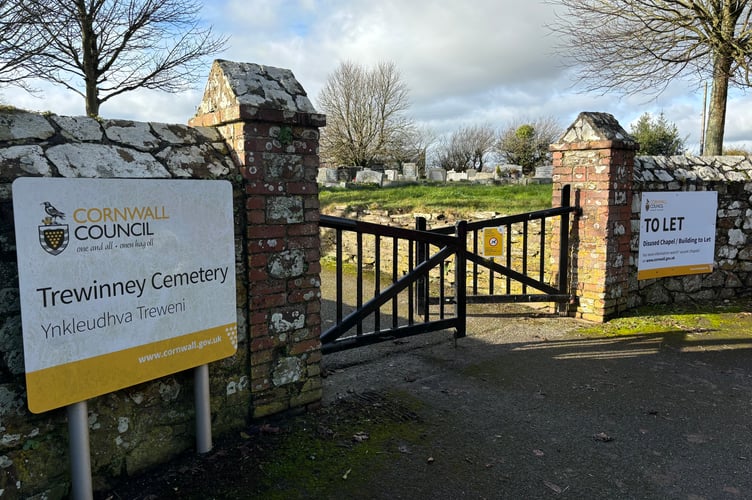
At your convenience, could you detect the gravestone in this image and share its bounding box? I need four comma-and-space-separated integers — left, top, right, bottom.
427, 168, 447, 182
446, 170, 466, 182
535, 165, 553, 178
317, 167, 338, 184
384, 169, 399, 182
401, 163, 418, 182
403, 163, 418, 176
337, 166, 357, 182
355, 169, 384, 186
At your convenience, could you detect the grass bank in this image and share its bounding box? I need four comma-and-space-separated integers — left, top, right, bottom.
319, 183, 553, 215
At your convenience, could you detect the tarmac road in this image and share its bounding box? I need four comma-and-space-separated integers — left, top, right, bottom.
321, 294, 752, 499
102, 270, 752, 499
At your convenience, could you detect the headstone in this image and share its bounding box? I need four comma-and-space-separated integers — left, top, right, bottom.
535, 165, 553, 178
337, 166, 357, 182
497, 164, 523, 178
427, 168, 447, 182
355, 169, 384, 186
384, 169, 399, 181
317, 167, 338, 184
446, 170, 466, 182
402, 163, 417, 178
467, 169, 477, 178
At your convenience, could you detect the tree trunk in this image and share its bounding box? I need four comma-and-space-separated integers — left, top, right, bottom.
704, 1, 737, 157
84, 80, 99, 117
704, 56, 731, 156
77, 0, 99, 116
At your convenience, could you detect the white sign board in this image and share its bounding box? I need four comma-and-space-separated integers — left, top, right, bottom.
637, 191, 717, 280
12, 178, 237, 413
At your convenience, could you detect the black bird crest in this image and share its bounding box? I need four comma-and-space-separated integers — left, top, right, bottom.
41, 201, 65, 224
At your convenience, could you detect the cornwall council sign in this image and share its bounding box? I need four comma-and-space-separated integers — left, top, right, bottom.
13, 178, 237, 413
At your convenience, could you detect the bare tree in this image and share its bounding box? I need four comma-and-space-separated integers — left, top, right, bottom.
389, 125, 437, 176
12, 0, 227, 116
0, 1, 44, 87
464, 124, 497, 171
318, 61, 414, 168
434, 124, 497, 173
548, 0, 752, 155
434, 134, 467, 172
496, 117, 562, 175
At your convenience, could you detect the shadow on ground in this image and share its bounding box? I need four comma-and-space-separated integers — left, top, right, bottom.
101, 301, 752, 499
317, 303, 752, 499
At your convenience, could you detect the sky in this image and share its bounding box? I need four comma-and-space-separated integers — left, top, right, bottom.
4, 0, 752, 155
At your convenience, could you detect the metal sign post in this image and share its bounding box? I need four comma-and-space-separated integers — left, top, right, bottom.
194, 364, 212, 454
67, 401, 93, 500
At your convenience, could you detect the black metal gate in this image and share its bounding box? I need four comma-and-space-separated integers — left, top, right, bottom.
320, 185, 579, 354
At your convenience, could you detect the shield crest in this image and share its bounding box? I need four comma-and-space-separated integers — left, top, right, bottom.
39, 224, 69, 255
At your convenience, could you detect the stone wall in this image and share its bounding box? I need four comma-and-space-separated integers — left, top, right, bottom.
0, 111, 248, 498
0, 60, 324, 498
552, 112, 752, 320
629, 155, 752, 307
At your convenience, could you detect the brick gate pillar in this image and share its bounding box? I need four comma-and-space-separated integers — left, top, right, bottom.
190, 60, 326, 417
550, 112, 637, 321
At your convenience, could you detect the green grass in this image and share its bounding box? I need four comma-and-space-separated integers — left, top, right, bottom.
240, 391, 426, 499
319, 183, 553, 215
576, 299, 752, 338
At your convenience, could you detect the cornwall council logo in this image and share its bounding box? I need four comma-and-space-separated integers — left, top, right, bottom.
38, 201, 69, 255
644, 197, 666, 212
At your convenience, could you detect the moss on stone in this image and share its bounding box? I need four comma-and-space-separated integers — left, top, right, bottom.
575, 299, 752, 340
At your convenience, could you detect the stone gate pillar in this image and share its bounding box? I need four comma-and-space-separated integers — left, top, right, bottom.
190, 60, 326, 417
550, 112, 637, 321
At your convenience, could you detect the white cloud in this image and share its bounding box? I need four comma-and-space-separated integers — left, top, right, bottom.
3, 0, 751, 151
2, 82, 83, 116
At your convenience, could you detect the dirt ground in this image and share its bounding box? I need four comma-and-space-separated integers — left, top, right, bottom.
99, 301, 752, 500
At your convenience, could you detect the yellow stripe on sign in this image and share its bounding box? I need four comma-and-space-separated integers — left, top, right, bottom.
25, 323, 237, 414
637, 264, 713, 280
